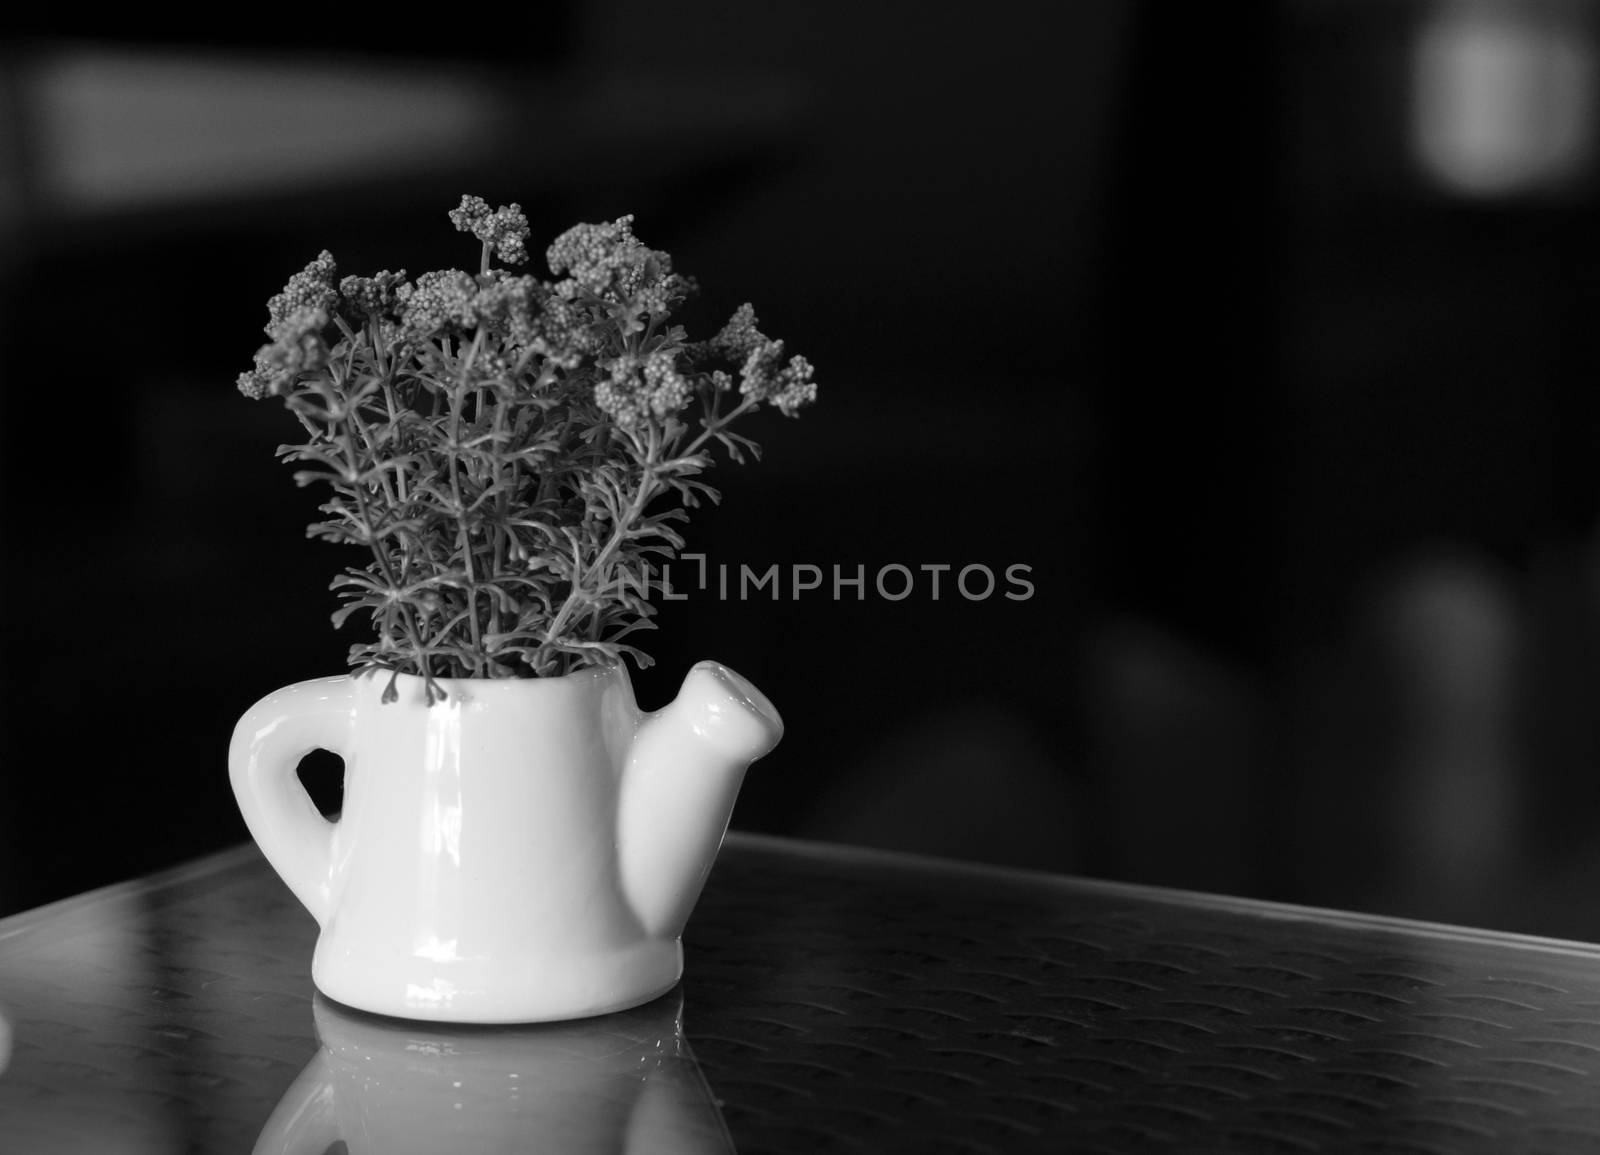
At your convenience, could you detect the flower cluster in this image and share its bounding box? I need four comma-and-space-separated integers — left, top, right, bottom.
448, 195, 530, 266
595, 349, 692, 429
398, 269, 480, 339
710, 302, 763, 357
545, 214, 692, 318
267, 250, 338, 330
752, 349, 818, 416
236, 251, 341, 399
708, 302, 817, 415
339, 270, 408, 322
237, 312, 330, 400
237, 197, 819, 692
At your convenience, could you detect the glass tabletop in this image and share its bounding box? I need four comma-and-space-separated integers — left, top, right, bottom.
5, 832, 1600, 1152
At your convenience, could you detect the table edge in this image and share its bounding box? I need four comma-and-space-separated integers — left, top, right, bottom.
4, 834, 1598, 964
0, 843, 263, 951
726, 831, 1600, 961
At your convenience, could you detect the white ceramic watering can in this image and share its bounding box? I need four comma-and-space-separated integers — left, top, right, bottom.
229, 661, 782, 1022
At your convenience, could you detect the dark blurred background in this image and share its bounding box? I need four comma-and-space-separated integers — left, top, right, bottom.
7, 1, 1600, 939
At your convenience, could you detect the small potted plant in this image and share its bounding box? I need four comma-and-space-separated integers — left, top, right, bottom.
228, 197, 816, 1023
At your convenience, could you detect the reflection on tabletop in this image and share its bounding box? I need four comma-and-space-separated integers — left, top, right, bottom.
0, 1004, 9, 1079
254, 991, 735, 1155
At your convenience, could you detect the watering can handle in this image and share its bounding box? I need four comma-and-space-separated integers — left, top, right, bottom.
228, 677, 354, 928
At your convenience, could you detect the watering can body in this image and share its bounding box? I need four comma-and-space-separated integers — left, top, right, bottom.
229, 662, 781, 1022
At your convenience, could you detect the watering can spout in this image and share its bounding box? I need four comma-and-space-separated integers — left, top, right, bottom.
617, 662, 783, 939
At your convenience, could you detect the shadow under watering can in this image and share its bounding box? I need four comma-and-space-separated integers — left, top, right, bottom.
255, 991, 735, 1154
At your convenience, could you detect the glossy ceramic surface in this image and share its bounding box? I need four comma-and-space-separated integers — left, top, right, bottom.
229, 661, 782, 1022
254, 993, 734, 1154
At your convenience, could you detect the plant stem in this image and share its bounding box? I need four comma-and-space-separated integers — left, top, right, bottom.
450, 333, 487, 670
683, 396, 757, 458
380, 379, 409, 504
488, 397, 509, 644
336, 412, 426, 664
537, 424, 662, 670
346, 401, 399, 511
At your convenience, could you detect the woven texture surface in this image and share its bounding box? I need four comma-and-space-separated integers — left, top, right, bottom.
4, 836, 1600, 1151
